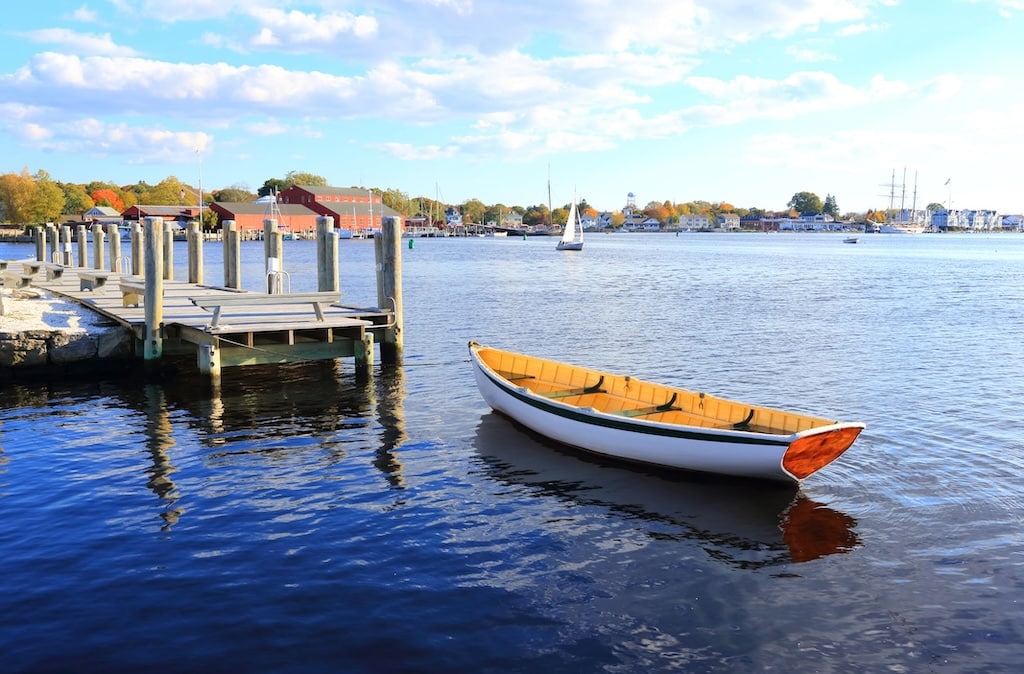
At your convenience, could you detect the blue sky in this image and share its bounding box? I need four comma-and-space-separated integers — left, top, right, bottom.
1, 0, 1021, 214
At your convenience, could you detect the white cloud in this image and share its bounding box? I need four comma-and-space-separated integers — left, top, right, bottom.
245, 8, 379, 51
18, 29, 138, 57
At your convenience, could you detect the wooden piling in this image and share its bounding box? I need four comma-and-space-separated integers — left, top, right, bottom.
92, 225, 105, 269
76, 226, 87, 267
162, 223, 174, 280
143, 217, 164, 361
316, 216, 339, 292
61, 226, 73, 265
131, 224, 143, 275
222, 220, 241, 288
46, 224, 57, 262
107, 224, 121, 272
375, 216, 404, 363
34, 227, 46, 262
265, 219, 283, 294
187, 221, 203, 284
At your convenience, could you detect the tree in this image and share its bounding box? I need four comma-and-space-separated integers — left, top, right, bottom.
926, 202, 945, 212
823, 194, 839, 217
28, 174, 65, 223
59, 182, 94, 215
461, 198, 486, 225
258, 171, 328, 197
213, 185, 257, 202
0, 170, 36, 223
91, 188, 125, 211
788, 191, 823, 216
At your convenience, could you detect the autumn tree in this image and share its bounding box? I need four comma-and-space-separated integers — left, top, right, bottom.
0, 170, 36, 223
28, 170, 65, 223
788, 192, 823, 215
90, 188, 125, 211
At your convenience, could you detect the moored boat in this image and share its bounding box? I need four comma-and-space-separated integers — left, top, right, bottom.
468, 342, 864, 483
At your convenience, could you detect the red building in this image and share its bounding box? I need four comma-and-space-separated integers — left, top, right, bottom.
207, 201, 320, 234
277, 186, 402, 234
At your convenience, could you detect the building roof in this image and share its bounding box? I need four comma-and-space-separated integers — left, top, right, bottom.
210, 202, 319, 217
85, 206, 121, 217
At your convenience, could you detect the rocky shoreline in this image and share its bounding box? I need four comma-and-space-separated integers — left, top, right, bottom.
0, 287, 135, 379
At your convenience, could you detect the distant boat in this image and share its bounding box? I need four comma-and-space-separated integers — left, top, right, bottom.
468, 342, 864, 483
843, 237, 859, 244
556, 200, 584, 251
880, 168, 926, 234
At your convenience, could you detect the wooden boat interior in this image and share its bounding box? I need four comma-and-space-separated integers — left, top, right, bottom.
477, 347, 837, 436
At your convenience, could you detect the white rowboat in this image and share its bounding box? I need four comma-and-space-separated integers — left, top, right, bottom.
468, 342, 864, 483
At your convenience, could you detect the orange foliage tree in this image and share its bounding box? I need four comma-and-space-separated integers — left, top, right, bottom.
90, 189, 125, 211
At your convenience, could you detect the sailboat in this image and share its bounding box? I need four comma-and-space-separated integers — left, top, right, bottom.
556, 200, 584, 251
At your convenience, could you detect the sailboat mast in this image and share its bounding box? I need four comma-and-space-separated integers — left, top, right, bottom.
900, 167, 907, 224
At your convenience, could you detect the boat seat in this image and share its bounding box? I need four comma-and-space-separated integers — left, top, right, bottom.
615, 392, 681, 418
496, 370, 534, 382
540, 376, 606, 399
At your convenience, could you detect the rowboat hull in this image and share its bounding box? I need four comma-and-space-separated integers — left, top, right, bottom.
468, 342, 864, 483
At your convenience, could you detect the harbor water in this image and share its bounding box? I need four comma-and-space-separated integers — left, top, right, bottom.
1, 232, 1022, 672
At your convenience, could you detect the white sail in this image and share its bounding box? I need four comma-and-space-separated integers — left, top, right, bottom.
556, 201, 583, 250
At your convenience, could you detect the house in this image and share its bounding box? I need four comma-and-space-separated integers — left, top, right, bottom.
122, 205, 200, 227
207, 201, 320, 234
717, 213, 740, 231
679, 214, 710, 230
84, 206, 123, 225
277, 185, 402, 234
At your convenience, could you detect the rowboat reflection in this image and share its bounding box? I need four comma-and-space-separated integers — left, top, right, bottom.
473, 412, 859, 567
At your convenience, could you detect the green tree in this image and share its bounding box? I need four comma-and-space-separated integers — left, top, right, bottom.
462, 198, 486, 225
28, 171, 65, 222
213, 185, 257, 202
788, 191, 823, 215
926, 202, 945, 212
59, 182, 94, 215
823, 194, 839, 217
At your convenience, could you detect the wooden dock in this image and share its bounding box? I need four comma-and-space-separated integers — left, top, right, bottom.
7, 214, 403, 381
29, 269, 393, 376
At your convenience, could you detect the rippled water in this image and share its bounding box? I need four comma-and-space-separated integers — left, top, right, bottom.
2, 233, 1023, 672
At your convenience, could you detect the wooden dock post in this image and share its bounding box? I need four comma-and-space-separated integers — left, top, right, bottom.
162, 222, 174, 280
92, 225, 105, 269
316, 216, 339, 292
375, 216, 404, 363
107, 224, 121, 272
187, 221, 203, 284
34, 227, 46, 262
76, 225, 87, 267
46, 224, 58, 262
61, 226, 73, 265
143, 217, 165, 362
264, 219, 283, 294
131, 224, 143, 275
222, 220, 241, 289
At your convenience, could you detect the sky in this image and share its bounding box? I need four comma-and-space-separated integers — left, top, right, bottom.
1, 0, 1022, 215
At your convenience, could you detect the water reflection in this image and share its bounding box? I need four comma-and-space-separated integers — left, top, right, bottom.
142, 384, 182, 529
154, 360, 408, 485
473, 412, 859, 568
